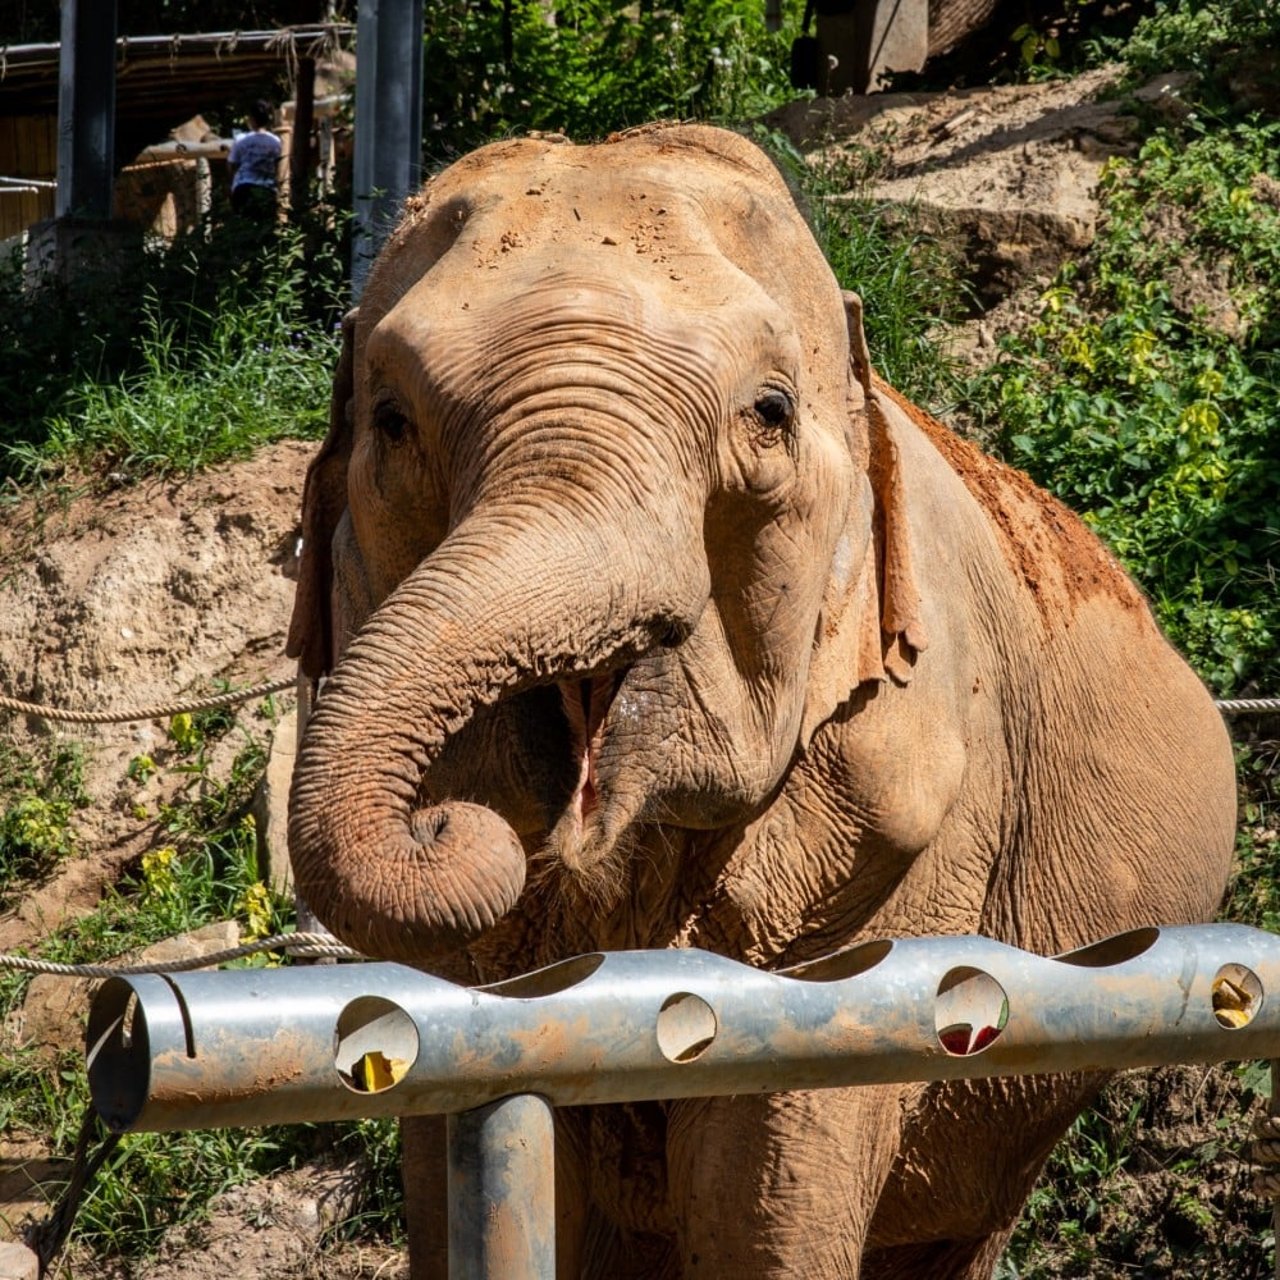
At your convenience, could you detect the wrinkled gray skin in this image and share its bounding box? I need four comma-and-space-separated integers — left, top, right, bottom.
286, 125, 1237, 1278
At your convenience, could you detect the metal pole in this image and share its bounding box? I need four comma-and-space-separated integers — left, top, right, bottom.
290, 56, 317, 220
351, 0, 425, 300
1269, 1059, 1280, 1280
56, 0, 118, 219
86, 926, 1280, 1132
446, 1095, 555, 1280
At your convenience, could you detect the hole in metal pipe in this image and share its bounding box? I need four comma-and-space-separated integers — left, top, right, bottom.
335, 997, 420, 1093
935, 967, 1008, 1057
656, 992, 717, 1063
159, 975, 197, 1059
1053, 927, 1160, 968
780, 939, 894, 982
1213, 963, 1262, 1030
482, 953, 605, 998
86, 978, 151, 1131
121, 992, 138, 1049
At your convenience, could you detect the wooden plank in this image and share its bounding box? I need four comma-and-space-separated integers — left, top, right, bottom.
35, 116, 57, 178
0, 118, 15, 175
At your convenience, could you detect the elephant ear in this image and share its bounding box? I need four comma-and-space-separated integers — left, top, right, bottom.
800, 292, 928, 746
286, 308, 358, 681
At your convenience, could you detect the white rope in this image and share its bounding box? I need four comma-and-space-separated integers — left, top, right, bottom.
1216, 698, 1280, 716
0, 930, 363, 978
0, 676, 296, 725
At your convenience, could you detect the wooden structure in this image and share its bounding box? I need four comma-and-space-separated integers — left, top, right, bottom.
0, 20, 354, 249
815, 0, 1000, 94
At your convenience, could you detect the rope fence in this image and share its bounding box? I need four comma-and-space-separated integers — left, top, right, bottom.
1216, 699, 1280, 716
0, 680, 1276, 726
0, 931, 362, 977
0, 675, 296, 726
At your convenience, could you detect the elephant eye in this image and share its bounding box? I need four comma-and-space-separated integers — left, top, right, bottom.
754, 388, 796, 430
372, 399, 410, 444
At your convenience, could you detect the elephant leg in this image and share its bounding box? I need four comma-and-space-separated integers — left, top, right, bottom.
864, 1071, 1108, 1277
580, 1216, 679, 1280
666, 1085, 903, 1278
402, 1110, 592, 1280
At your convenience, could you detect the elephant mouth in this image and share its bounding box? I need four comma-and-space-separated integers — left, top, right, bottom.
558, 671, 626, 825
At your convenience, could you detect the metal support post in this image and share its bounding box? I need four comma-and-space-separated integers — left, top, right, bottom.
1268, 1058, 1280, 1279
290, 56, 317, 219
351, 0, 425, 300
447, 1095, 555, 1280
56, 0, 118, 219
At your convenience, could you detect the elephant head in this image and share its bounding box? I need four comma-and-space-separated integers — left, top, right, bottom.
286, 125, 925, 964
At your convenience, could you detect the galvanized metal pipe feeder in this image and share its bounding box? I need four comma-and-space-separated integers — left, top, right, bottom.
86, 924, 1280, 1278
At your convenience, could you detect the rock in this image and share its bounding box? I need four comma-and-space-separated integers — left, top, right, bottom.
1167, 257, 1243, 341
0, 1241, 38, 1279
252, 706, 299, 897
764, 67, 1191, 309
13, 919, 241, 1060
1252, 172, 1280, 210
1132, 69, 1198, 123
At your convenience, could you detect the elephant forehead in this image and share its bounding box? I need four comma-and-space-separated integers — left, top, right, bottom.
367, 264, 802, 434
383, 263, 794, 361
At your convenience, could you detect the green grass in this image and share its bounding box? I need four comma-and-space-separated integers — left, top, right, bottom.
15, 296, 333, 482
0, 212, 346, 487
0, 708, 287, 1254
0, 696, 408, 1258
759, 127, 970, 411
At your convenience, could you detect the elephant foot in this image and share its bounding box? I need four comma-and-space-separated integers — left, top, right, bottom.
863, 1229, 1014, 1280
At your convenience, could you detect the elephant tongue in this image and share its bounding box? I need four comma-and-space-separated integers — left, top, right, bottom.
559, 674, 623, 822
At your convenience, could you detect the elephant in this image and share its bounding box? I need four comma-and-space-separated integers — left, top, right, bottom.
285, 124, 1237, 1278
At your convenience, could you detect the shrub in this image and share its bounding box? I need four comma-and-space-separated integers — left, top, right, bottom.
971, 119, 1280, 695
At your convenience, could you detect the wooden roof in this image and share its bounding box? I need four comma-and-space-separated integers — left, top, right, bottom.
0, 25, 353, 131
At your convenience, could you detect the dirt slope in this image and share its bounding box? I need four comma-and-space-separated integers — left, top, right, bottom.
0, 444, 309, 951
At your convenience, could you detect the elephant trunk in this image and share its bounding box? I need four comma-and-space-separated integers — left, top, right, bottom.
288, 507, 703, 963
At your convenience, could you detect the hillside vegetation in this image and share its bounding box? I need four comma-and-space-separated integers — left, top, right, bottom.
0, 0, 1277, 1275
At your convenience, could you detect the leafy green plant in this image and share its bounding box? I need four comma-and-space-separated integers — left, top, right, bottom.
970, 117, 1280, 696
1222, 741, 1280, 931
421, 0, 804, 157
0, 209, 347, 486
7, 234, 338, 484
0, 742, 88, 893
0, 713, 295, 1254
1112, 0, 1280, 90
1000, 1060, 1274, 1278
0, 678, 416, 1257
1011, 21, 1062, 71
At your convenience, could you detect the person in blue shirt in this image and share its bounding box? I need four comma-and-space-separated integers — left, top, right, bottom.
228, 100, 282, 219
